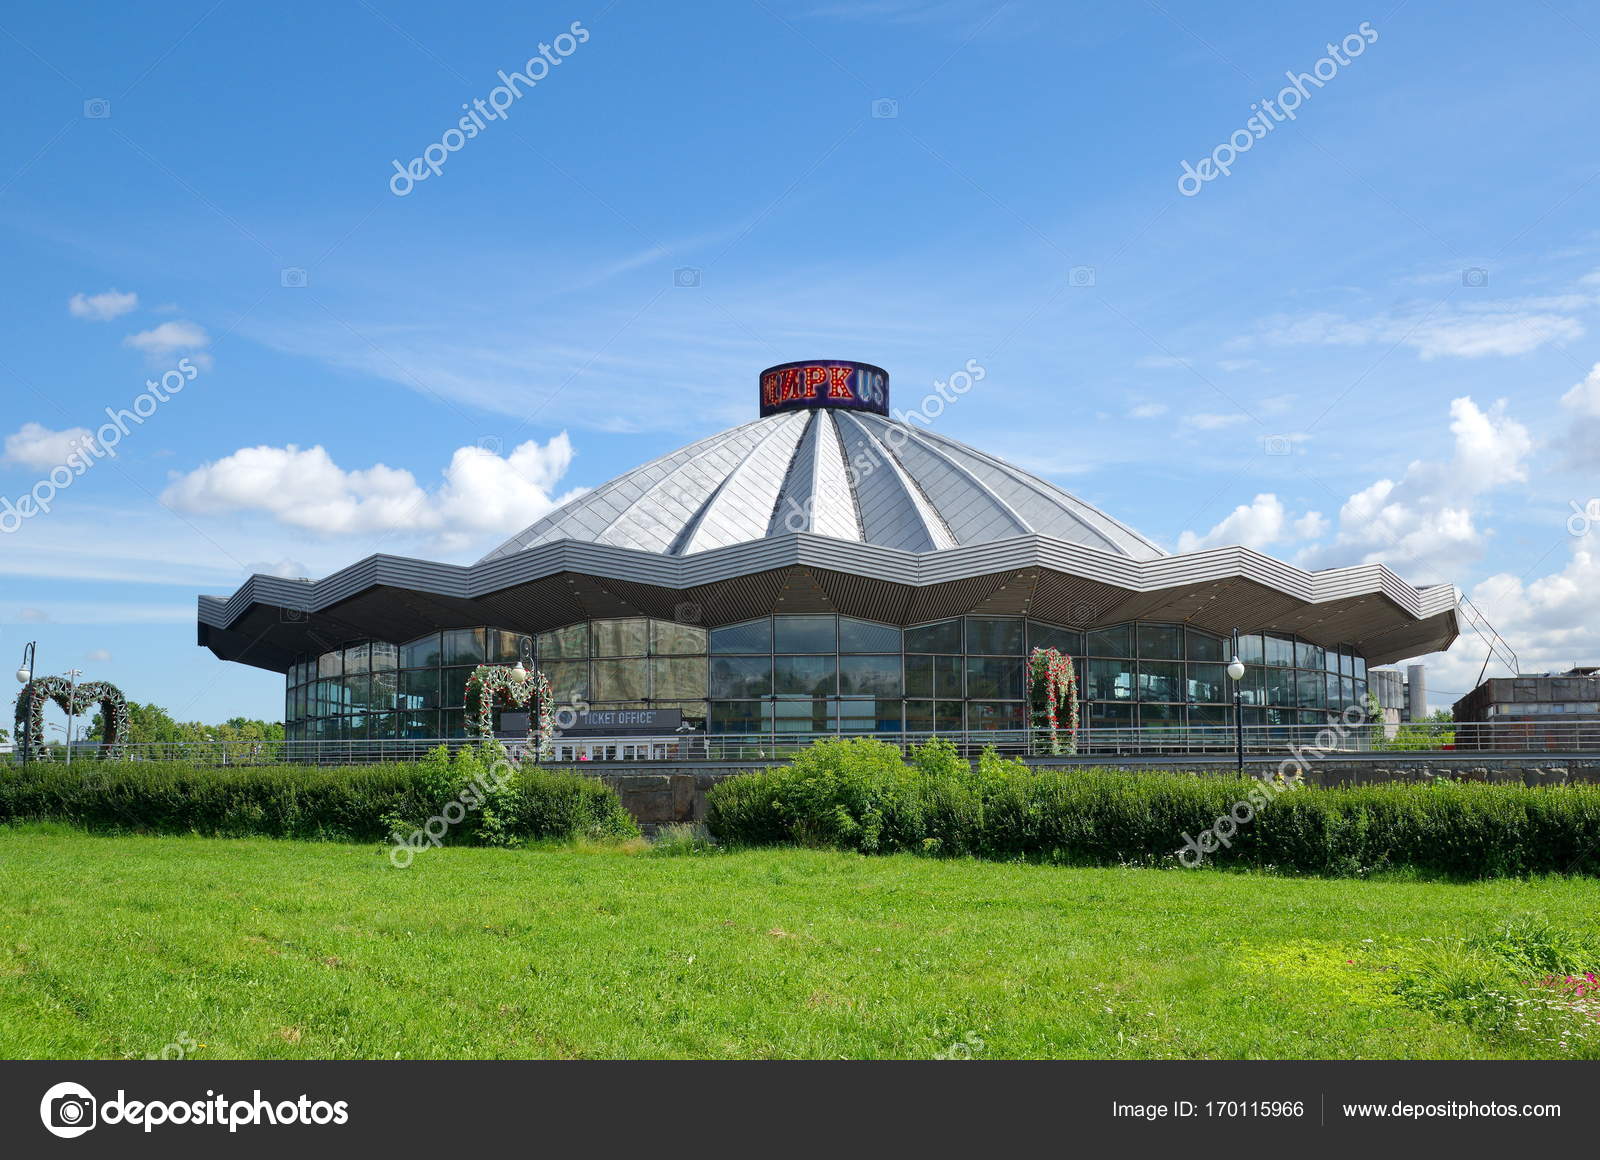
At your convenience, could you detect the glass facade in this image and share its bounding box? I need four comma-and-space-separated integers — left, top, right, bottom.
284, 616, 1368, 742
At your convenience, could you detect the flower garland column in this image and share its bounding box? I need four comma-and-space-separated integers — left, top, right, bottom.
1027, 647, 1079, 756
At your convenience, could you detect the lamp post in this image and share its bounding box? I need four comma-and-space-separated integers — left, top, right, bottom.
63, 668, 82, 766
1226, 629, 1247, 774
15, 642, 36, 767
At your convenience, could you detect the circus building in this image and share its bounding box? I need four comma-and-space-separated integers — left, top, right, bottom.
197, 360, 1459, 752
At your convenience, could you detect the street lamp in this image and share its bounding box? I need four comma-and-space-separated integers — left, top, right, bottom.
1225, 630, 1246, 774
62, 668, 82, 767
15, 642, 36, 767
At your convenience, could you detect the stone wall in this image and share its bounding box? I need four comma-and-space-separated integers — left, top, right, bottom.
585, 754, 1600, 828
1110, 756, 1600, 789
591, 769, 725, 828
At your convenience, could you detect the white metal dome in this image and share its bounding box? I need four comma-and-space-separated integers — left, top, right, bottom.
480, 406, 1165, 562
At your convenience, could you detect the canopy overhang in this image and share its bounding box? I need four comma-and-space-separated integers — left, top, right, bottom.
198, 533, 1459, 674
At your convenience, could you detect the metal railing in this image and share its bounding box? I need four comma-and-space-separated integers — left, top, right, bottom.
3, 720, 1596, 767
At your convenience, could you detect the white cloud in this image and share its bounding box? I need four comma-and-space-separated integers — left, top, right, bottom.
1292, 511, 1329, 539
245, 558, 310, 578
1175, 395, 1533, 577
1558, 362, 1600, 469
431, 437, 579, 535
68, 289, 138, 321
1127, 402, 1168, 419
1409, 543, 1600, 710
1177, 493, 1325, 553
12, 602, 189, 625
160, 433, 582, 543
124, 319, 212, 368
1408, 314, 1583, 359
85, 648, 113, 662
3, 422, 94, 470
1243, 303, 1586, 360
162, 446, 432, 534
1301, 396, 1533, 580
1184, 412, 1250, 430
17, 607, 49, 622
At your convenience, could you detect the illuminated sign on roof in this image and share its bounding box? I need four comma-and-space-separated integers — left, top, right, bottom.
758, 360, 889, 418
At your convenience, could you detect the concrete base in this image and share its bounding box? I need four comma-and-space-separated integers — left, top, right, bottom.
578, 754, 1600, 828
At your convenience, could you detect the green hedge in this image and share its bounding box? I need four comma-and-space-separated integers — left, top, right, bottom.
0, 744, 638, 846
704, 738, 1600, 877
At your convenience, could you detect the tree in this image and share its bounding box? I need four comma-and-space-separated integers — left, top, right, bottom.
85, 704, 285, 756
87, 701, 184, 745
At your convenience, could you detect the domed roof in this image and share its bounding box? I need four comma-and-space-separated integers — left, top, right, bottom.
480, 405, 1165, 563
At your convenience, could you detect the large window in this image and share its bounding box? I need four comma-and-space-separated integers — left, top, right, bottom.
283, 616, 1368, 743
775, 654, 836, 696
774, 615, 837, 653
712, 656, 771, 698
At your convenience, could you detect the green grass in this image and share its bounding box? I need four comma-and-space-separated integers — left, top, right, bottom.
3, 823, 1598, 1060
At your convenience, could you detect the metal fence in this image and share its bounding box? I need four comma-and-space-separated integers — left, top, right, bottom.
4, 720, 1597, 767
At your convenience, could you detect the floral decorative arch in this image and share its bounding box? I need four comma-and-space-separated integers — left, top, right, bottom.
1027, 647, 1079, 756
14, 677, 129, 760
463, 664, 555, 761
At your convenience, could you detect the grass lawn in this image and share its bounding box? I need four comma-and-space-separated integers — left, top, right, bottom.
2, 823, 1597, 1060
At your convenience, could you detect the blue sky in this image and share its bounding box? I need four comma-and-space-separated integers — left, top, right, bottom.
3, 0, 1599, 724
